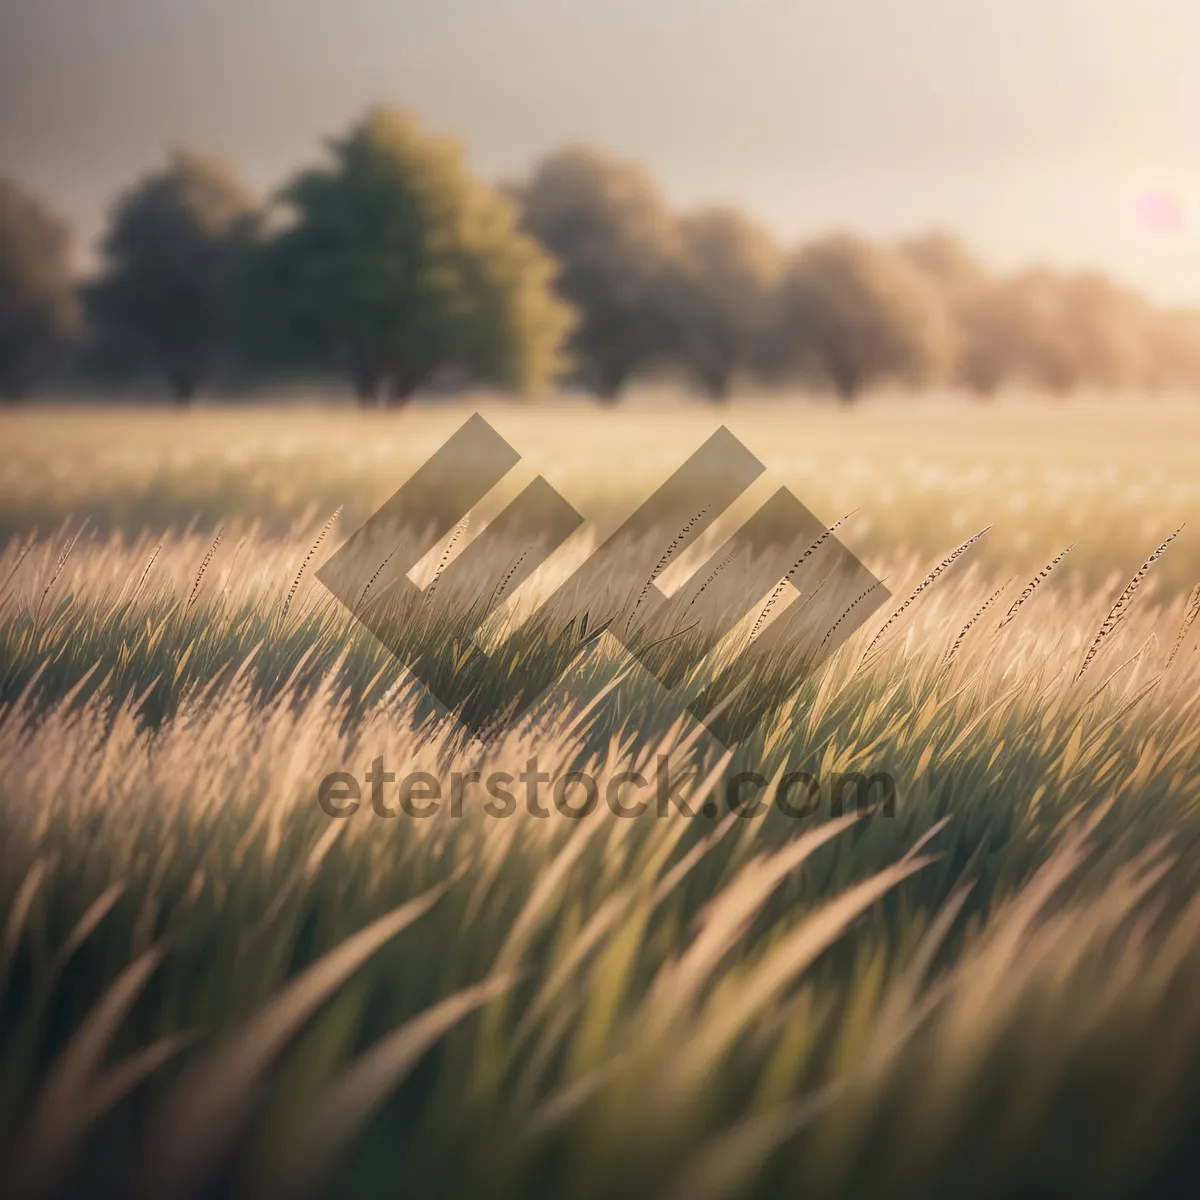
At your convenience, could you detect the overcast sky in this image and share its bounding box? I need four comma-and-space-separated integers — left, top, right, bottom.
2, 0, 1198, 300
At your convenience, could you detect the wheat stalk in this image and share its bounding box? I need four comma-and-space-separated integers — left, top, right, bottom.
424, 514, 469, 604
133, 543, 163, 598
1076, 525, 1184, 682
629, 507, 708, 630
749, 575, 832, 649
686, 547, 737, 612
750, 510, 857, 642
33, 522, 87, 626
944, 578, 1013, 664
186, 527, 225, 613
861, 526, 992, 661
1164, 581, 1200, 672
995, 543, 1076, 632
282, 507, 341, 617
818, 579, 887, 653
489, 549, 530, 610
356, 544, 402, 611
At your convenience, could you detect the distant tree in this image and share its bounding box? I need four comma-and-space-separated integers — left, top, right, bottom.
900, 232, 995, 393
1057, 272, 1155, 391
961, 269, 1084, 395
517, 146, 687, 400
0, 178, 80, 401
900, 232, 991, 301
86, 149, 258, 402
778, 234, 954, 400
258, 108, 573, 405
1146, 306, 1200, 391
674, 207, 784, 400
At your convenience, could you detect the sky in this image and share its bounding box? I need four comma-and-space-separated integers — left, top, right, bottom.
2, 0, 1198, 301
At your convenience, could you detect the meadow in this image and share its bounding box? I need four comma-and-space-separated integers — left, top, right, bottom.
1, 393, 1199, 1199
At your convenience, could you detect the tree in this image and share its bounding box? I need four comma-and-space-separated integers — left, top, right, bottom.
961, 269, 1083, 395
1146, 306, 1200, 392
518, 146, 687, 400
900, 231, 991, 302
900, 232, 994, 393
1057, 272, 1155, 391
259, 108, 573, 405
778, 234, 954, 400
0, 178, 80, 401
902, 238, 1172, 396
674, 207, 784, 400
86, 149, 258, 402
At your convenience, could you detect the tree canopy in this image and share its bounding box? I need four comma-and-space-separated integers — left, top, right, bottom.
6, 119, 1200, 404
675, 207, 784, 399
518, 145, 688, 399
260, 108, 574, 403
779, 234, 954, 400
0, 178, 80, 401
86, 149, 259, 401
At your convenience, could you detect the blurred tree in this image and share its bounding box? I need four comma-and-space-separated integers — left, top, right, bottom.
778, 234, 954, 401
961, 269, 1083, 395
1146, 306, 1200, 391
967, 268, 1162, 396
674, 207, 784, 400
900, 231, 991, 301
517, 146, 687, 400
900, 232, 995, 393
0, 178, 80, 401
258, 108, 573, 405
1058, 272, 1155, 391
86, 149, 258, 402
903, 237, 1172, 397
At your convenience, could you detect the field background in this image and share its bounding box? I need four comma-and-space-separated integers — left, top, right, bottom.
2, 393, 1200, 1200
6, 394, 1200, 591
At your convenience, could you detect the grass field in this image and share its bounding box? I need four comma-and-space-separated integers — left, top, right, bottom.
1, 394, 1199, 1199
5, 392, 1200, 585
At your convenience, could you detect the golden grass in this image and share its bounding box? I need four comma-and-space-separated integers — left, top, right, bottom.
4, 392, 1200, 588
1, 395, 1199, 1198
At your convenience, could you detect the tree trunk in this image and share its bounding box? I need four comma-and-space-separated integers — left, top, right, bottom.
700, 360, 733, 403
167, 368, 197, 405
383, 359, 431, 408
594, 357, 631, 403
349, 353, 384, 407
827, 357, 862, 404
385, 374, 416, 408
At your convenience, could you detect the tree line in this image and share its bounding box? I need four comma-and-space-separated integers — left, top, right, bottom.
3, 106, 1199, 404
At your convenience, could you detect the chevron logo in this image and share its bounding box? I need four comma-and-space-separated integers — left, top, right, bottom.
316, 414, 888, 748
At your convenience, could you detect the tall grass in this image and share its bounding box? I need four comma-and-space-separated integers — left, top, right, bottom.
1, 399, 1199, 1198
0, 512, 1197, 1198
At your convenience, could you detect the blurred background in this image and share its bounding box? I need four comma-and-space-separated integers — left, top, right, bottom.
2, 0, 1199, 407
4, 0, 1200, 595
4, 9, 1200, 1200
